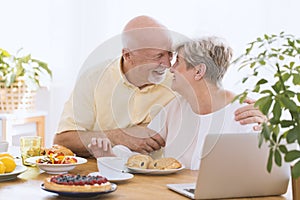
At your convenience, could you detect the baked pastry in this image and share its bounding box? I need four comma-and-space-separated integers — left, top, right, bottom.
126, 154, 153, 169
44, 174, 111, 192
149, 157, 182, 170
41, 144, 75, 156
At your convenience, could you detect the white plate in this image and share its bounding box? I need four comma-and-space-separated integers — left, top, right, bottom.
25, 156, 87, 174
88, 171, 134, 182
0, 165, 27, 182
126, 165, 185, 175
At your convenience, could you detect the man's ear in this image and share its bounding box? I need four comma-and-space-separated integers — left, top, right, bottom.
122, 48, 131, 62
194, 63, 206, 80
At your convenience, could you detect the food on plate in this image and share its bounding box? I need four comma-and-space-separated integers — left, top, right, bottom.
41, 144, 75, 156
126, 155, 182, 170
0, 153, 14, 159
0, 156, 16, 173
149, 157, 182, 170
126, 154, 153, 169
36, 152, 77, 164
0, 161, 6, 174
44, 174, 112, 192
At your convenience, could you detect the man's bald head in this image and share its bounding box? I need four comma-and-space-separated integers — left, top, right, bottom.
122, 15, 172, 51
123, 15, 166, 32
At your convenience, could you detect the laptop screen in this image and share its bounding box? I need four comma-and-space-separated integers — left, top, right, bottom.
168, 133, 290, 199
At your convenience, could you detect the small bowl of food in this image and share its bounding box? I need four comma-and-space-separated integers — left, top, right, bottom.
26, 152, 87, 174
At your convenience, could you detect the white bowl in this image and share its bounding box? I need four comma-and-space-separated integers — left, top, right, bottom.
25, 156, 87, 174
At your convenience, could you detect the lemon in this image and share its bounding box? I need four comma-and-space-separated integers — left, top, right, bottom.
0, 153, 14, 159
0, 156, 16, 173
0, 161, 6, 174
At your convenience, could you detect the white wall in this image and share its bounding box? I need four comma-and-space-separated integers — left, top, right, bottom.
1, 0, 300, 147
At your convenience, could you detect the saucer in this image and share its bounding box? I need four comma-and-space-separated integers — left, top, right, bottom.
89, 171, 134, 182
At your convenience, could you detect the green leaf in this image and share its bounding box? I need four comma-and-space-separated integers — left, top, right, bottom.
286, 127, 298, 143
32, 59, 52, 77
279, 96, 298, 111
249, 62, 256, 68
256, 79, 268, 85
274, 149, 282, 166
285, 150, 300, 162
284, 90, 295, 97
242, 77, 248, 83
264, 34, 269, 40
258, 132, 264, 147
239, 92, 248, 104
253, 85, 260, 93
288, 39, 295, 47
279, 145, 288, 153
298, 93, 300, 102
273, 125, 280, 136
292, 161, 300, 178
281, 73, 291, 82
267, 148, 273, 172
260, 89, 273, 95
272, 82, 282, 93
232, 93, 242, 103
261, 123, 270, 140
272, 101, 282, 121
259, 60, 266, 65
255, 96, 273, 115
279, 55, 285, 60
281, 120, 295, 128
293, 73, 300, 85
0, 48, 11, 57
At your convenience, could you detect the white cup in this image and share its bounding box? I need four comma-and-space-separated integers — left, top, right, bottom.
112, 145, 138, 159
97, 157, 127, 176
0, 141, 9, 152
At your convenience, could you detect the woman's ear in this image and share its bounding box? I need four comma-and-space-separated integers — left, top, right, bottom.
122, 48, 131, 62
194, 64, 206, 80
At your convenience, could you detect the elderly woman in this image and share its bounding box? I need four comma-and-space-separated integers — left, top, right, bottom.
147, 36, 256, 169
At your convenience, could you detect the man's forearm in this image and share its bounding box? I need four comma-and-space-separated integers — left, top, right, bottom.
53, 126, 163, 156
53, 130, 107, 157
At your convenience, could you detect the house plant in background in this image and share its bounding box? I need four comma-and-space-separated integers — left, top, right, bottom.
0, 48, 52, 113
233, 32, 300, 198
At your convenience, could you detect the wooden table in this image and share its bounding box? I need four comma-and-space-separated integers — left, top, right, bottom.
0, 158, 292, 200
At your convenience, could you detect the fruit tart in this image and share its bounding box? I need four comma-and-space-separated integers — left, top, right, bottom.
44, 174, 112, 192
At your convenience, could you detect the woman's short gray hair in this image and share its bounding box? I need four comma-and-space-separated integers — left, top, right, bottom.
175, 36, 233, 86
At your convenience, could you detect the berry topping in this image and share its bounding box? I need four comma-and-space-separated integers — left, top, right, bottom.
50, 174, 108, 185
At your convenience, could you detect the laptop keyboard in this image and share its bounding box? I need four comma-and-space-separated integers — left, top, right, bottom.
184, 188, 195, 194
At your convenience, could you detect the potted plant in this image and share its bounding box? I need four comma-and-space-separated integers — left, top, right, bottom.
0, 48, 52, 112
233, 32, 300, 198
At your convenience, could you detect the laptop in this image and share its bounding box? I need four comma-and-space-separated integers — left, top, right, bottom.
167, 133, 290, 199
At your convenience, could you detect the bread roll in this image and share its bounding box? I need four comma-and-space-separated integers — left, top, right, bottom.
41, 144, 75, 156
149, 157, 182, 170
126, 154, 153, 169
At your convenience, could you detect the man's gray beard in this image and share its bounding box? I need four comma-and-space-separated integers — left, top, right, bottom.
148, 71, 166, 84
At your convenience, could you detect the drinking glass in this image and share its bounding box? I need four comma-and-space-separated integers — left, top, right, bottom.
20, 136, 42, 166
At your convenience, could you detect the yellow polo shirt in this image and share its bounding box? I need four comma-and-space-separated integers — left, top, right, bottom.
57, 58, 175, 133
